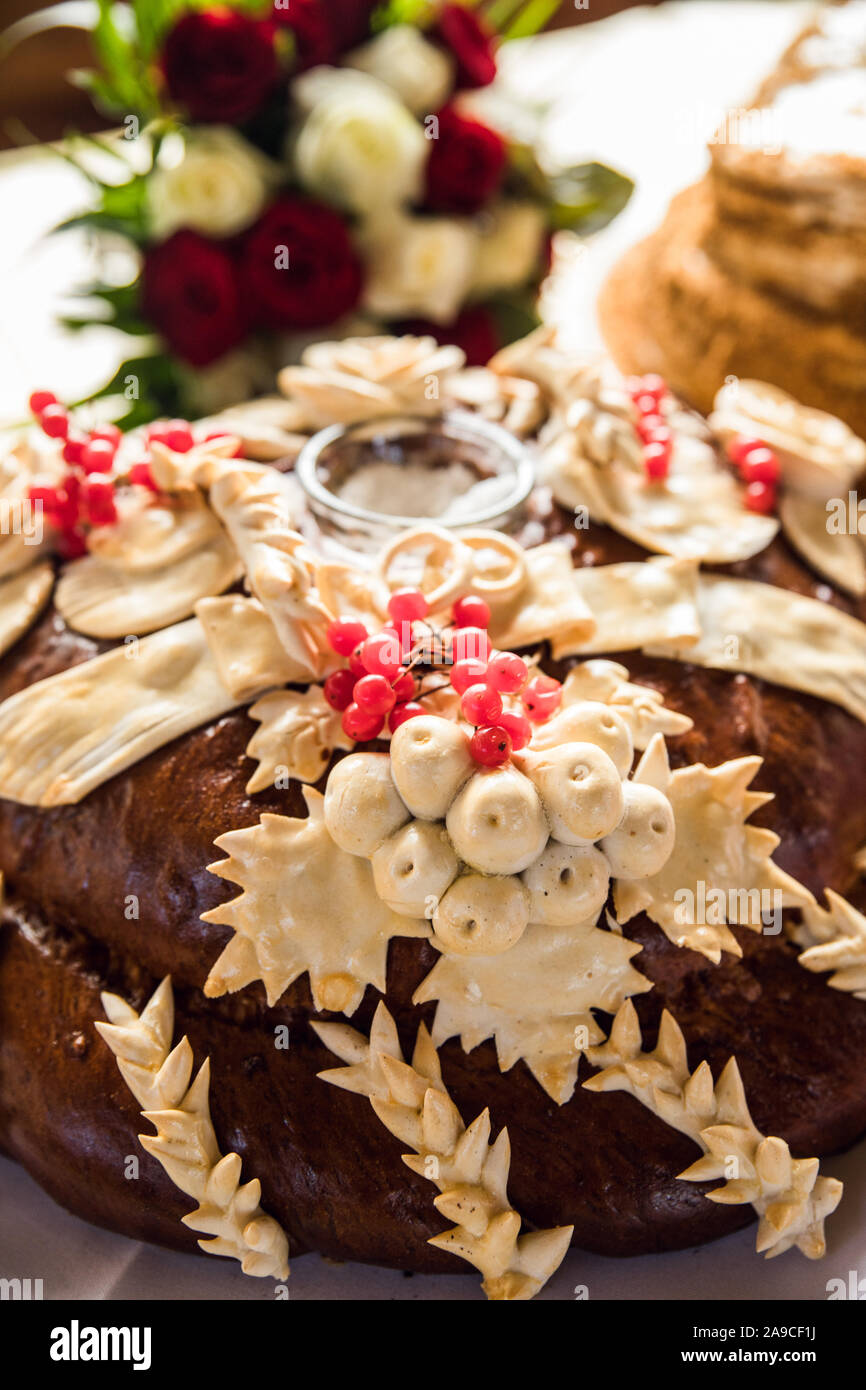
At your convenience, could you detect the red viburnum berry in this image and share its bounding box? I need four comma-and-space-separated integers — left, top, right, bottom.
90, 424, 122, 449
327, 618, 369, 658
387, 588, 428, 623
391, 669, 416, 703
62, 436, 86, 466
521, 675, 562, 723
450, 656, 488, 694
451, 625, 491, 664
85, 479, 118, 527
389, 701, 425, 732
354, 674, 397, 717
453, 593, 491, 629
39, 404, 69, 439
498, 710, 531, 751
342, 703, 385, 742
129, 462, 159, 492
485, 651, 528, 694
461, 683, 503, 727
728, 435, 766, 469
644, 441, 671, 483
29, 390, 57, 415
471, 725, 512, 767
81, 439, 116, 475
149, 420, 194, 453
744, 480, 777, 515
360, 632, 402, 680
323, 669, 355, 712
740, 448, 781, 486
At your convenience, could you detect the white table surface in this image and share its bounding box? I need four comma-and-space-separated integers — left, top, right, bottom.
4, 1, 862, 1303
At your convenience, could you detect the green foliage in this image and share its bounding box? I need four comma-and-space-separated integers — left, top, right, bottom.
373, 0, 565, 39
507, 143, 633, 236
77, 353, 184, 429
61, 281, 152, 338
547, 162, 635, 235
70, 0, 271, 120
372, 1, 440, 30
487, 292, 540, 345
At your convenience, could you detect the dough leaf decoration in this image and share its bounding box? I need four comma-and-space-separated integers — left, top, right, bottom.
586, 1000, 843, 1260
203, 786, 428, 1013
314, 1000, 573, 1300
614, 735, 814, 963
96, 977, 290, 1280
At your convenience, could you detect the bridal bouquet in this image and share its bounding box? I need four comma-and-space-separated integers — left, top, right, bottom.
49, 0, 631, 422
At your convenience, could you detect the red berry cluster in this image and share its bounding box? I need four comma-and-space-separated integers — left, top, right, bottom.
726, 436, 781, 515
27, 391, 124, 556
324, 587, 563, 768
324, 588, 431, 742
627, 374, 672, 483
24, 390, 240, 559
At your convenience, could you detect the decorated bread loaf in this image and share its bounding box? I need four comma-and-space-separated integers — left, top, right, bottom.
1, 331, 865, 1299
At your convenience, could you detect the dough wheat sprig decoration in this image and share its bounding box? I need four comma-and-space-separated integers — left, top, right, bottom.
314, 1001, 573, 1300
96, 976, 289, 1280
585, 1000, 842, 1259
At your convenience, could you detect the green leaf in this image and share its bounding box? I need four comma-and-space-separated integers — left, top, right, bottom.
80, 352, 183, 428
502, 0, 564, 41
486, 292, 541, 347
547, 161, 634, 234
372, 0, 439, 31
62, 280, 153, 336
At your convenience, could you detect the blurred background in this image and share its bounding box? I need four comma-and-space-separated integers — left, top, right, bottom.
0, 0, 808, 422
0, 0, 663, 147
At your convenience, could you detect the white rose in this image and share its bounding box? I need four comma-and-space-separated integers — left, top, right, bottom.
360, 213, 479, 324
473, 202, 548, 295
292, 65, 381, 112
294, 77, 427, 215
346, 25, 455, 116
147, 128, 277, 240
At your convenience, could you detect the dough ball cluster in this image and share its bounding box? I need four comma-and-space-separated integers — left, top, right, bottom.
323, 708, 675, 957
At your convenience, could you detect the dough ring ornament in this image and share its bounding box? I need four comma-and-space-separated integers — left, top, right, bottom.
0, 329, 865, 1300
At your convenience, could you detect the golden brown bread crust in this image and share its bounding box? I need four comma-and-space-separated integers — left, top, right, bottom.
2, 507, 866, 1270
598, 181, 866, 440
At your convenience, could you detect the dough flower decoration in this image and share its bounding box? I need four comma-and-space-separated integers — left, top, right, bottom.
277, 335, 466, 430
586, 1000, 843, 1260
710, 378, 866, 596
556, 658, 694, 748
789, 890, 866, 1000
322, 624, 677, 1102
245, 686, 354, 794
325, 656, 676, 959
536, 361, 781, 565
96, 977, 289, 1280
613, 734, 814, 963
313, 1001, 573, 1300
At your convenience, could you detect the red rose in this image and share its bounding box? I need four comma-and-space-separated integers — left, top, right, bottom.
240, 198, 363, 330
272, 0, 335, 69
328, 0, 378, 49
434, 5, 497, 89
426, 106, 506, 215
161, 9, 279, 124
397, 306, 500, 368
141, 231, 247, 367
